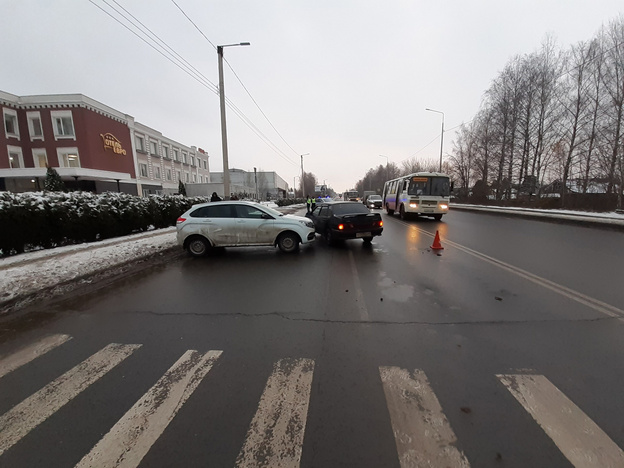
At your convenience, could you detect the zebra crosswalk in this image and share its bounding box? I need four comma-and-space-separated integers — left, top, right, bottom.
1, 334, 623, 467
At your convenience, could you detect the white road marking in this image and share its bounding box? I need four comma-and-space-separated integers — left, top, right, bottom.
236, 358, 315, 468
498, 374, 624, 467
0, 333, 72, 380
379, 366, 470, 468
75, 349, 222, 468
395, 219, 624, 319
348, 250, 370, 321
0, 343, 140, 456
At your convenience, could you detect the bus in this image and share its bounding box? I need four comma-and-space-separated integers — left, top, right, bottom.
382, 172, 451, 220
343, 190, 360, 202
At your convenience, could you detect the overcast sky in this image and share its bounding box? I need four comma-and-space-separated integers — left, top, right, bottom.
2, 0, 623, 192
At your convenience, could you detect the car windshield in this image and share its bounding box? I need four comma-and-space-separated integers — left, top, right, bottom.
332, 203, 371, 215
369, 195, 381, 200
407, 177, 450, 197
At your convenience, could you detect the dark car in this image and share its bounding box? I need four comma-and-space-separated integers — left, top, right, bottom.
363, 194, 383, 209
305, 201, 383, 244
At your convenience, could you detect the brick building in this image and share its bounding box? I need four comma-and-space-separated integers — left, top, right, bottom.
0, 90, 210, 195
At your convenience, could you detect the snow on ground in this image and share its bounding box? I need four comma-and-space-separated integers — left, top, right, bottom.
1, 202, 621, 313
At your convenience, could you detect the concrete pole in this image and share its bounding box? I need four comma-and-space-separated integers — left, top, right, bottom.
217, 46, 230, 200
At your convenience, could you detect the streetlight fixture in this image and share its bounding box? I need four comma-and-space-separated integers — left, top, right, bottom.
425, 108, 444, 172
300, 153, 309, 196
218, 42, 250, 200
379, 154, 389, 181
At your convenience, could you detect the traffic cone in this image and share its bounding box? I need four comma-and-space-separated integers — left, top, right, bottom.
431, 230, 444, 250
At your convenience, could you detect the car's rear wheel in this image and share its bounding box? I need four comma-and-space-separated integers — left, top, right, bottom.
362, 236, 373, 244
187, 236, 210, 257
386, 205, 394, 215
277, 232, 300, 253
400, 205, 409, 220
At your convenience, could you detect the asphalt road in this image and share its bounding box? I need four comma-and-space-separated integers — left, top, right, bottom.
1, 208, 624, 467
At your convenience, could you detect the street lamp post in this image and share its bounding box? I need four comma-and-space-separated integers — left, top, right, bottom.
218, 42, 250, 200
293, 176, 300, 198
300, 153, 309, 196
425, 108, 445, 172
379, 155, 389, 181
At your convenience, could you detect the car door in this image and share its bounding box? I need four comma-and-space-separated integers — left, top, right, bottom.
315, 205, 332, 233
192, 204, 239, 246
234, 205, 276, 245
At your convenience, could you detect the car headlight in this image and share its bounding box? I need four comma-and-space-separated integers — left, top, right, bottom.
300, 220, 314, 228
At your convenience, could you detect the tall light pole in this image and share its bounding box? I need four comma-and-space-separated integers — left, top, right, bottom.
379, 154, 389, 181
293, 176, 300, 198
300, 153, 309, 196
425, 108, 444, 172
218, 42, 250, 200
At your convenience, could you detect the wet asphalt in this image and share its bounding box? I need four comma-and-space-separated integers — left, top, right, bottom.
1, 208, 624, 467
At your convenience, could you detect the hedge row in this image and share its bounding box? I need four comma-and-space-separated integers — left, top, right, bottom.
0, 192, 210, 257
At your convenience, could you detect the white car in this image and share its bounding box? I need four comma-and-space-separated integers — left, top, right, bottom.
176, 201, 316, 257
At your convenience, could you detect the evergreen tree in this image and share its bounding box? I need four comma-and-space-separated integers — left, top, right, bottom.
178, 179, 187, 196
44, 166, 66, 192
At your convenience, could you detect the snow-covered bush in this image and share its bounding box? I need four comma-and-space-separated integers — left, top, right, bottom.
0, 191, 209, 257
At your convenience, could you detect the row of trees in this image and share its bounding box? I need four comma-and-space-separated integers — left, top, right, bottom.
447, 16, 624, 209
352, 158, 440, 195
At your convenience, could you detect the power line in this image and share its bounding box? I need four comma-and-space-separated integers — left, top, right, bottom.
89, 0, 299, 168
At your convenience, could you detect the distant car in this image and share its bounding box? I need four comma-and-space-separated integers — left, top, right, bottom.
176, 201, 315, 257
305, 201, 383, 245
316, 197, 332, 204
363, 194, 382, 209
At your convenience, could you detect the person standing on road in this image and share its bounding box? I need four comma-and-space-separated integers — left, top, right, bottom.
311, 196, 316, 212
306, 195, 312, 213
211, 192, 222, 202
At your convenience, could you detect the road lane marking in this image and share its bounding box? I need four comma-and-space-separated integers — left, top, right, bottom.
0, 343, 140, 456
76, 349, 222, 468
498, 374, 624, 467
379, 366, 470, 468
394, 219, 624, 319
348, 250, 370, 321
0, 334, 72, 380
236, 358, 315, 468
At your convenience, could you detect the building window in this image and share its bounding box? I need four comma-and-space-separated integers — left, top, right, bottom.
173, 149, 179, 161
193, 174, 197, 183
135, 135, 146, 153
32, 148, 48, 168
150, 140, 158, 156
57, 148, 81, 168
154, 166, 161, 179
139, 163, 148, 177
190, 156, 195, 167
163, 145, 169, 159
7, 145, 24, 168
27, 112, 44, 140
185, 173, 189, 182
4, 108, 19, 139
182, 152, 187, 164
203, 160, 207, 169
176, 170, 181, 181
50, 110, 75, 139
166, 169, 172, 181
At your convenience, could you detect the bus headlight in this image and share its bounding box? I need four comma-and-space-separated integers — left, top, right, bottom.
409, 203, 418, 209
440, 204, 449, 210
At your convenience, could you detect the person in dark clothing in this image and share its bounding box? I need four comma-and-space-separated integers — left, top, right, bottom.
211, 192, 222, 202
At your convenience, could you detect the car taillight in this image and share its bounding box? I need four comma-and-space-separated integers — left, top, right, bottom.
338, 224, 344, 230
176, 217, 186, 224
379, 220, 383, 227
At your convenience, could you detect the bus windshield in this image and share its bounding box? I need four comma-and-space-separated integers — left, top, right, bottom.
407, 176, 450, 197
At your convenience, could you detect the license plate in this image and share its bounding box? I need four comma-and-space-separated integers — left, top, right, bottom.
356, 232, 371, 238
424, 209, 433, 213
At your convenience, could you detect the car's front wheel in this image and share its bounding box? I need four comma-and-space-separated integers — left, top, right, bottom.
277, 232, 300, 253
187, 236, 210, 257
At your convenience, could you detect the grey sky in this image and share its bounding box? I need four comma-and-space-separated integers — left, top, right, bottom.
2, 0, 622, 192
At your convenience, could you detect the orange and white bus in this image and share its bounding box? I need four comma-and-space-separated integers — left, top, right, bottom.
382, 172, 451, 221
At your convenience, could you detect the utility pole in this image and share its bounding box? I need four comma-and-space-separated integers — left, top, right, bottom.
254, 167, 258, 201
300, 153, 309, 196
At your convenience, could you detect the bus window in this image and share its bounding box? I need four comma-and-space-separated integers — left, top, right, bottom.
408, 177, 429, 196
431, 177, 450, 196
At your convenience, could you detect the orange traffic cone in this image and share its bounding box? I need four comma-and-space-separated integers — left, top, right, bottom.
431, 230, 444, 250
